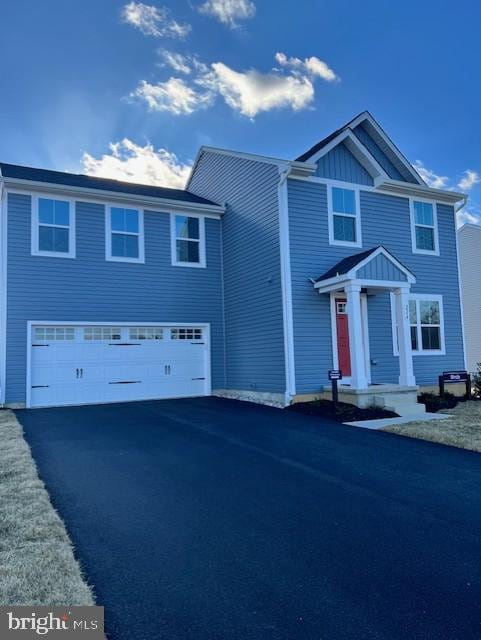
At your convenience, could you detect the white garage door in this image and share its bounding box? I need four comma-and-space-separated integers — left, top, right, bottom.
29, 324, 210, 408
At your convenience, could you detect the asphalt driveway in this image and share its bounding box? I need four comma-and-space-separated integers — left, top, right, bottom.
16, 397, 481, 640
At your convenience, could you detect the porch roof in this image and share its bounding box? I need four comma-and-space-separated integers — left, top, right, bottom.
313, 246, 416, 292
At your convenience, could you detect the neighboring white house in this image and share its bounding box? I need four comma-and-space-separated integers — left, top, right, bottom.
458, 224, 481, 374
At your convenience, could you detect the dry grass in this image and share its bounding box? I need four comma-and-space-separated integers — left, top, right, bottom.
383, 401, 481, 452
0, 410, 94, 605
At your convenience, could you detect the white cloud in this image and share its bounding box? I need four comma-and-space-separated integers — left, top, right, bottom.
413, 160, 450, 189
122, 2, 190, 39
130, 78, 212, 115
198, 0, 255, 28
130, 53, 338, 118
158, 50, 192, 74
81, 139, 191, 189
275, 52, 338, 82
458, 170, 481, 192
199, 62, 314, 117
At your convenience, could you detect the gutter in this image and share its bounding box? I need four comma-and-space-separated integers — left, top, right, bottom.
2, 177, 225, 216
375, 177, 465, 205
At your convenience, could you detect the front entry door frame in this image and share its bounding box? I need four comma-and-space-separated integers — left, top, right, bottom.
330, 292, 371, 386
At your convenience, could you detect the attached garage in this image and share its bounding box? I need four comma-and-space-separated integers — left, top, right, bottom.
27, 323, 210, 408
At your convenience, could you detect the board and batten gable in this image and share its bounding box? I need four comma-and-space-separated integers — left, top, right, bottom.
458, 224, 481, 373
315, 142, 373, 185
5, 192, 224, 405
288, 174, 465, 394
189, 151, 286, 395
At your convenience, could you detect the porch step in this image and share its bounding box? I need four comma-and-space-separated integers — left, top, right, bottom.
334, 384, 425, 417
372, 394, 426, 417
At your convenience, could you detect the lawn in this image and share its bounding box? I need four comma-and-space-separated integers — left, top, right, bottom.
383, 400, 481, 452
0, 410, 94, 605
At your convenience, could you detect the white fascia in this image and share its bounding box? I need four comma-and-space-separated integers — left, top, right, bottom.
3, 178, 225, 217
375, 177, 466, 205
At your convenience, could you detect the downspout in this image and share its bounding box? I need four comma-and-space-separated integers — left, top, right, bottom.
278, 164, 296, 405
455, 194, 469, 372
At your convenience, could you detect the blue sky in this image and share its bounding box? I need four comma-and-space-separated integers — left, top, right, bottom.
1, 0, 481, 222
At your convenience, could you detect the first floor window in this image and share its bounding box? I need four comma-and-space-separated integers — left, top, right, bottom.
412, 200, 438, 254
393, 294, 444, 355
329, 187, 360, 246
33, 197, 75, 257
171, 214, 205, 267
107, 207, 144, 262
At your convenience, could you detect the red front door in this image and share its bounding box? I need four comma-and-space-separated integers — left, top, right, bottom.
335, 299, 351, 377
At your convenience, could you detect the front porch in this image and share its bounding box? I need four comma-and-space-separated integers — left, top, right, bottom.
314, 246, 425, 415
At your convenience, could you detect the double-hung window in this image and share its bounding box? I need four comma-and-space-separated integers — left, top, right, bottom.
411, 200, 439, 255
32, 197, 75, 257
392, 294, 445, 355
171, 214, 205, 267
329, 186, 361, 247
106, 207, 144, 263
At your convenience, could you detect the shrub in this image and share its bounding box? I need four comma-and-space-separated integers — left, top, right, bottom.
418, 391, 458, 413
472, 362, 481, 399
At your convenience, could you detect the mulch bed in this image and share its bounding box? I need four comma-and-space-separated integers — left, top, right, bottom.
287, 399, 398, 423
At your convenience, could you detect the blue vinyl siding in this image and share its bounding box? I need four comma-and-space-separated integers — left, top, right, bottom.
316, 142, 373, 186
352, 123, 417, 183
288, 180, 464, 393
6, 193, 224, 404
356, 254, 407, 281
189, 152, 285, 393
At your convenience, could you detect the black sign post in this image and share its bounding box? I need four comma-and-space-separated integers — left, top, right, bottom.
439, 371, 471, 400
328, 370, 342, 405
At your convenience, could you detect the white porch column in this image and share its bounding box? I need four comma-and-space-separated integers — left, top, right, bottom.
394, 287, 416, 387
345, 284, 368, 389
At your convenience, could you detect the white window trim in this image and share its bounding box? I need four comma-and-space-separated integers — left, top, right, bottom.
410, 198, 439, 256
170, 213, 206, 268
327, 185, 362, 248
31, 196, 76, 258
390, 293, 445, 356
105, 206, 145, 264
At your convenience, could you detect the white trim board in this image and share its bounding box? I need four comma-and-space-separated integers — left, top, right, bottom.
5, 185, 224, 218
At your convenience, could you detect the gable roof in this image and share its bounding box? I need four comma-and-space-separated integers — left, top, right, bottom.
0, 162, 220, 208
314, 245, 416, 285
296, 111, 425, 186
315, 247, 379, 282
296, 112, 365, 163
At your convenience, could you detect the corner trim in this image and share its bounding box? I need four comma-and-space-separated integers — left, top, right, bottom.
278, 169, 296, 403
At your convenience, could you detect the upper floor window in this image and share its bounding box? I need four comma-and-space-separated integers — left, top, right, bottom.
328, 186, 362, 247
32, 197, 75, 258
171, 214, 206, 267
410, 200, 439, 255
106, 207, 144, 263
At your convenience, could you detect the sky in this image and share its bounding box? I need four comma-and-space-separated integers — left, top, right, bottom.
1, 0, 481, 224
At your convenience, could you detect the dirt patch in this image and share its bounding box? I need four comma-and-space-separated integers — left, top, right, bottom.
383, 401, 481, 452
0, 410, 94, 605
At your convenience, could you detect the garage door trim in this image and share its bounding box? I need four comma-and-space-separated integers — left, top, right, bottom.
26, 321, 211, 408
